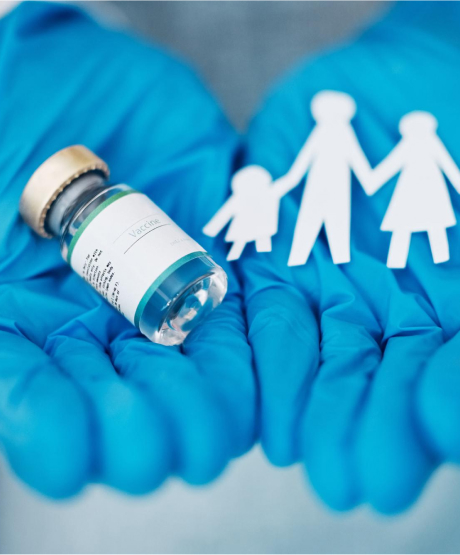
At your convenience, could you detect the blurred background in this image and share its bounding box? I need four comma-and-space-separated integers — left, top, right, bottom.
90, 1, 391, 130
2, 2, 460, 553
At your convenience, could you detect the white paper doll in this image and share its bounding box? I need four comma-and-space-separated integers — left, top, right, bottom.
272, 90, 373, 266
367, 111, 460, 268
203, 165, 280, 260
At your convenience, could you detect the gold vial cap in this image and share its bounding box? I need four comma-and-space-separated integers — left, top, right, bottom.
19, 145, 110, 238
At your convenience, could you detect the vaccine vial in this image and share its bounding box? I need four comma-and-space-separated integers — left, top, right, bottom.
19, 145, 227, 346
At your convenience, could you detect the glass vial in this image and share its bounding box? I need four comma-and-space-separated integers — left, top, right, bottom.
19, 145, 227, 346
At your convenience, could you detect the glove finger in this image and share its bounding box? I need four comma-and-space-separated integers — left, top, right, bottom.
299, 254, 382, 511
417, 329, 460, 463
0, 275, 108, 347
227, 156, 322, 467
109, 334, 235, 485
182, 290, 256, 458
45, 329, 172, 495
0, 329, 91, 498
357, 330, 442, 513
243, 277, 319, 466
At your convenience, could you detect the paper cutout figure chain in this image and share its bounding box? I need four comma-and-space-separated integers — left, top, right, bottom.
203, 90, 460, 269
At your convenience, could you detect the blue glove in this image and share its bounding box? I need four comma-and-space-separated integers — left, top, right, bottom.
0, 2, 255, 498
238, 2, 460, 513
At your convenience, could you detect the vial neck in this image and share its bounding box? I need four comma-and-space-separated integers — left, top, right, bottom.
46, 172, 107, 237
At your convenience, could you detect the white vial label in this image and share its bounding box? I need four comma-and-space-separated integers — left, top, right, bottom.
68, 190, 206, 327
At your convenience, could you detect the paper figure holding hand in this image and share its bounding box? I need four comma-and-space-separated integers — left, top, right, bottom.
368, 111, 460, 268
272, 90, 373, 266
203, 165, 280, 261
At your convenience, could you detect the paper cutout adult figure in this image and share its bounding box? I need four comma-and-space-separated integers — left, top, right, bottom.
368, 111, 460, 268
272, 90, 373, 266
203, 165, 280, 260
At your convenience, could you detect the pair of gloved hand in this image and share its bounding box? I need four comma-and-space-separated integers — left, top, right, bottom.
1, 1, 459, 514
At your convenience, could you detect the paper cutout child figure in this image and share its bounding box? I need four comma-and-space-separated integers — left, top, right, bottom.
367, 111, 460, 268
203, 165, 280, 261
272, 90, 374, 266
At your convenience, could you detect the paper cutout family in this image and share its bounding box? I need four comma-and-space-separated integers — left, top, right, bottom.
203, 91, 460, 269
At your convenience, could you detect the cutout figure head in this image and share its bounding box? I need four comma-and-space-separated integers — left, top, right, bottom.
311, 91, 356, 123
231, 165, 272, 193
399, 111, 438, 137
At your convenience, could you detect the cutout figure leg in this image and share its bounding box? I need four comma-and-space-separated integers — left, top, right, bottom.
256, 237, 272, 253
428, 227, 450, 264
324, 212, 351, 265
387, 230, 411, 268
288, 207, 324, 267
227, 241, 246, 261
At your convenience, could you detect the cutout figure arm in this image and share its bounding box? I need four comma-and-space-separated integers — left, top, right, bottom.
202, 196, 237, 237
366, 142, 405, 195
434, 137, 460, 194
348, 132, 374, 195
272, 132, 316, 198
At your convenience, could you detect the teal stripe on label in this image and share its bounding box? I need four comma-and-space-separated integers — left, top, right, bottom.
67, 190, 137, 263
134, 251, 206, 328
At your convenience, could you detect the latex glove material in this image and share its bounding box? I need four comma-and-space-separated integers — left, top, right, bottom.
0, 2, 255, 498
239, 2, 460, 513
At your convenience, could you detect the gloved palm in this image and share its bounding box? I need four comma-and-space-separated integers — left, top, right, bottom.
0, 2, 255, 497
238, 2, 460, 513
